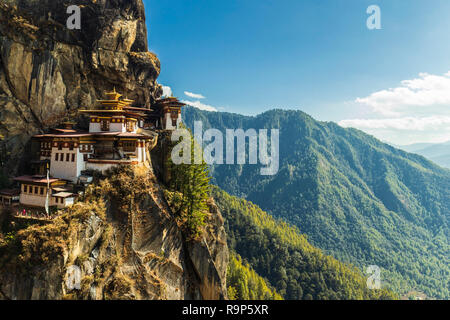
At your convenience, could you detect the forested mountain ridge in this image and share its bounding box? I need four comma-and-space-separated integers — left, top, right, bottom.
183, 106, 450, 298
227, 252, 283, 300
214, 187, 396, 300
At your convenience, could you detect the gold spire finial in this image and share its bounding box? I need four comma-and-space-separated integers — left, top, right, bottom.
105, 87, 122, 100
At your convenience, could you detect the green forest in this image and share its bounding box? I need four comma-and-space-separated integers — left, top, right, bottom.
213, 187, 396, 300
183, 106, 450, 299
227, 252, 282, 300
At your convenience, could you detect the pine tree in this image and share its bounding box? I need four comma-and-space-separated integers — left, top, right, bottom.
167, 129, 211, 239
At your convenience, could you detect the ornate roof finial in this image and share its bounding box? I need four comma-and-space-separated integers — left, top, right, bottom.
105, 87, 122, 100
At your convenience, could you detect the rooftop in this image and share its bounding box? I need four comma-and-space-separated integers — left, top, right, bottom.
14, 175, 61, 184
0, 189, 20, 196
153, 97, 186, 108
52, 192, 76, 198
34, 131, 91, 138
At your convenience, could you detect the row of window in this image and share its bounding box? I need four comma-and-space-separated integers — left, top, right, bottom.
22, 185, 46, 195
54, 197, 65, 204
40, 142, 52, 149
54, 153, 76, 162
97, 119, 136, 132
21, 185, 66, 203
42, 142, 94, 151
123, 141, 136, 152
80, 144, 93, 151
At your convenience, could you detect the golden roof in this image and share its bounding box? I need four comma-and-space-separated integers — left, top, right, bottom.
105, 87, 122, 101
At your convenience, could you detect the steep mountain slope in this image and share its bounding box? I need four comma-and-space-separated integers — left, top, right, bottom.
213, 187, 396, 300
183, 106, 450, 298
0, 0, 162, 178
0, 166, 228, 299
0, 0, 231, 300
227, 252, 283, 300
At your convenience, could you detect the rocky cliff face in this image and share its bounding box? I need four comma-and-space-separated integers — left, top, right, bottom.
0, 0, 162, 176
0, 0, 229, 300
0, 165, 228, 300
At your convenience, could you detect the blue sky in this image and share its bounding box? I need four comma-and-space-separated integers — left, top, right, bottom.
143, 0, 450, 144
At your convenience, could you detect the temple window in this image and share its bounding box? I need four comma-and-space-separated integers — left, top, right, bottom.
101, 119, 110, 131
126, 121, 135, 132
123, 141, 136, 152
66, 153, 70, 162
71, 154, 75, 162
60, 153, 64, 161
55, 153, 59, 161
40, 187, 44, 195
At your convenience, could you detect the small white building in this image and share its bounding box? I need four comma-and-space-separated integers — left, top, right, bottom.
0, 189, 20, 207
13, 176, 77, 209
146, 97, 184, 130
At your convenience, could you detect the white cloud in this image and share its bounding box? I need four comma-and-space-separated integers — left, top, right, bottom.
341, 71, 450, 144
181, 100, 218, 112
355, 71, 450, 116
339, 116, 450, 131
184, 91, 206, 99
339, 116, 450, 145
161, 85, 172, 98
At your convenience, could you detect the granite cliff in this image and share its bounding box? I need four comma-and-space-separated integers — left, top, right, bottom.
0, 0, 229, 300
0, 165, 228, 299
0, 0, 162, 176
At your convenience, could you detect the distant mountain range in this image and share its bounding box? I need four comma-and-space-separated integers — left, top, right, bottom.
183, 106, 450, 299
393, 141, 450, 169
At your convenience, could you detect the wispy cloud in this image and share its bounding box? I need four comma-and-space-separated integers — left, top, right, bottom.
184, 91, 206, 99
181, 100, 218, 112
339, 116, 450, 131
340, 71, 450, 144
339, 116, 450, 144
355, 71, 450, 116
